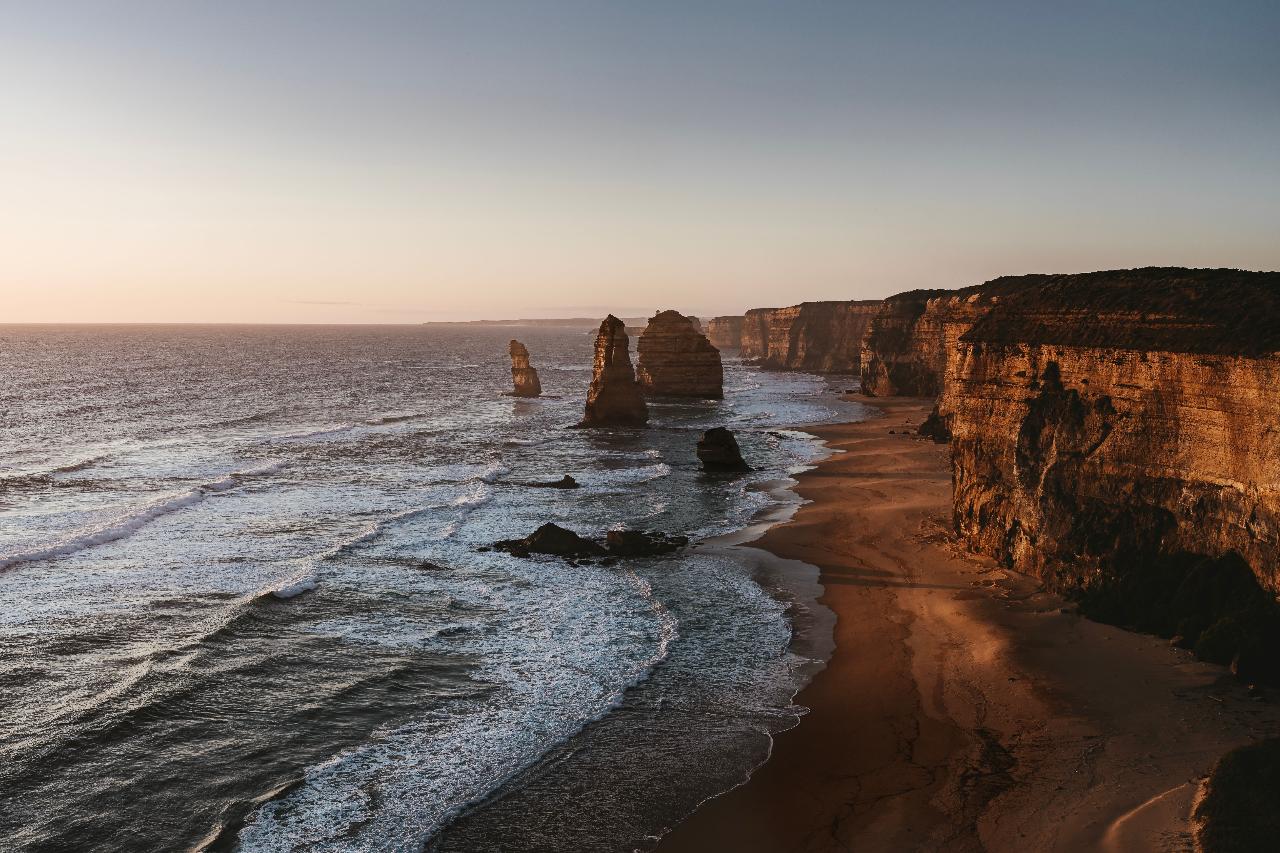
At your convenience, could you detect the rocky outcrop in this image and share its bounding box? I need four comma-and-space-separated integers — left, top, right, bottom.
738, 301, 880, 373
525, 475, 579, 489
636, 310, 724, 398
604, 530, 689, 557
696, 427, 751, 472
939, 268, 1280, 674
494, 523, 607, 558
579, 315, 648, 427
706, 316, 745, 350
494, 524, 688, 561
509, 340, 542, 397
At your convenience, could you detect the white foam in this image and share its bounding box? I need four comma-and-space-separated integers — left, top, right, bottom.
268, 571, 318, 600
0, 461, 287, 572
477, 462, 510, 484
272, 423, 360, 443
236, 564, 677, 852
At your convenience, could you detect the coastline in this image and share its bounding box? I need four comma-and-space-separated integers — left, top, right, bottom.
658, 397, 1280, 853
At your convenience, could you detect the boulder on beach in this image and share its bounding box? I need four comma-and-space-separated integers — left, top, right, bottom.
509, 340, 542, 397
636, 310, 723, 398
696, 427, 751, 472
494, 523, 606, 558
579, 315, 648, 427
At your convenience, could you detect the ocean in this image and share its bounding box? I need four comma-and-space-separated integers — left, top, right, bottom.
0, 324, 869, 852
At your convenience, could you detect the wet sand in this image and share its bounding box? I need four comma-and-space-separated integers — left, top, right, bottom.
658, 397, 1280, 853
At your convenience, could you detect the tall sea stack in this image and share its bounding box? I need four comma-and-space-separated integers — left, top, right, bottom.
579, 315, 648, 427
508, 340, 542, 397
636, 310, 723, 398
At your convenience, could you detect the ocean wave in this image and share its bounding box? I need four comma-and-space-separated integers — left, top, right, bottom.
0, 460, 287, 572
477, 462, 510, 484
364, 412, 425, 426
0, 455, 109, 490
235, 565, 677, 852
592, 462, 672, 487
272, 423, 361, 443
268, 571, 318, 600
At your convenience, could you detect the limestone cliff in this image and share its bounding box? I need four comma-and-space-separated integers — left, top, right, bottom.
580, 315, 648, 427
636, 310, 723, 398
738, 301, 881, 373
939, 268, 1280, 674
508, 340, 542, 397
739, 308, 775, 361
859, 283, 1031, 397
705, 316, 744, 350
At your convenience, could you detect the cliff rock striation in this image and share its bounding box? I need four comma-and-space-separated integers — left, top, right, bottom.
579, 315, 649, 427
636, 310, 723, 398
508, 340, 542, 397
940, 268, 1280, 676
739, 301, 881, 373
705, 316, 745, 350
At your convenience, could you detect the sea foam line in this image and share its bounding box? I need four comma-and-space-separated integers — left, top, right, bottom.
0, 460, 288, 572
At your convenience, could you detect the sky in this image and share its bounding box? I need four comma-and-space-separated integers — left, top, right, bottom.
3, 1, 1278, 323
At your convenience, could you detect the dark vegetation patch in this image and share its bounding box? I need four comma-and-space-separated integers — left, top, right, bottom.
1194, 737, 1280, 853
961, 267, 1280, 356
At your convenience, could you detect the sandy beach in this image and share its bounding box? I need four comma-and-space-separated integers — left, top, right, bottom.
659, 397, 1280, 853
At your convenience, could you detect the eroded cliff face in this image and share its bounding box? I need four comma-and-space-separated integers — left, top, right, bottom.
941, 268, 1280, 674
580, 315, 648, 427
739, 308, 775, 361
636, 310, 723, 398
738, 301, 881, 373
705, 316, 744, 350
859, 283, 1028, 397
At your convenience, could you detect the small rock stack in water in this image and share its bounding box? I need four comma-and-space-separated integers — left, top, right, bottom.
636, 310, 724, 398
579, 315, 648, 427
509, 340, 542, 397
696, 427, 751, 472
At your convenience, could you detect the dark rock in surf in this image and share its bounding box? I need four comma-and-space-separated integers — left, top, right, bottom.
696, 427, 751, 472
605, 530, 689, 557
494, 523, 606, 558
526, 475, 580, 489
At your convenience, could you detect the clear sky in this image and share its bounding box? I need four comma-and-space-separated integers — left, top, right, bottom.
4, 1, 1278, 323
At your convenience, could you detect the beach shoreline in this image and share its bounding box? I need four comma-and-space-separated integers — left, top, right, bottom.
657, 397, 1280, 853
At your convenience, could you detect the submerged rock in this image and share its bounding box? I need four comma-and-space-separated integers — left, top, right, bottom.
526, 475, 580, 489
494, 523, 606, 558
636, 310, 723, 398
697, 427, 751, 472
493, 523, 687, 561
509, 340, 542, 397
605, 529, 689, 557
579, 315, 648, 427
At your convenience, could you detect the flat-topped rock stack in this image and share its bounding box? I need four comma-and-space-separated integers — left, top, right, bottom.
636, 310, 723, 398
508, 340, 542, 397
579, 315, 648, 427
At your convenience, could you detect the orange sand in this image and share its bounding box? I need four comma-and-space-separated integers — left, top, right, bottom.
658, 398, 1280, 853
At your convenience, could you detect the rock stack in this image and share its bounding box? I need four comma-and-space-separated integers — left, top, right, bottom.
579, 315, 648, 427
636, 310, 723, 398
509, 340, 542, 397
696, 427, 751, 472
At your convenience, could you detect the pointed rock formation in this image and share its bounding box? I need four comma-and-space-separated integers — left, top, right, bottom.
636, 310, 724, 398
579, 315, 648, 427
508, 340, 542, 397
